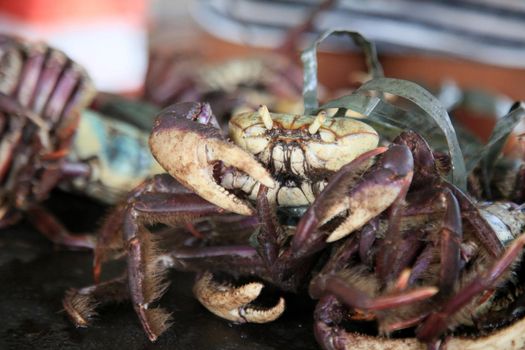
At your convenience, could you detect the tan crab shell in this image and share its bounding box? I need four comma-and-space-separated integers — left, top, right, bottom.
330, 317, 525, 350
229, 111, 379, 173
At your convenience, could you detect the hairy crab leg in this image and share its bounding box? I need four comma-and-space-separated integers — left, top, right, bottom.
315, 292, 525, 350
408, 243, 435, 286
416, 233, 525, 343
122, 189, 225, 341
309, 235, 360, 299
93, 174, 204, 282
63, 274, 128, 327
315, 274, 437, 312
25, 205, 96, 249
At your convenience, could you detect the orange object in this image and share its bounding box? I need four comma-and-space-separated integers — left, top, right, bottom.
0, 0, 145, 26
0, 0, 148, 93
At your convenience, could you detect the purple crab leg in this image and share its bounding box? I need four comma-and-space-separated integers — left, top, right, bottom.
45, 60, 85, 124
122, 186, 225, 341
358, 219, 378, 267
376, 229, 425, 285
408, 243, 435, 285
93, 174, 205, 281
374, 167, 412, 282
167, 245, 266, 278
309, 235, 360, 299
30, 49, 66, 116
15, 42, 46, 107
255, 185, 281, 266
436, 188, 462, 299
392, 131, 442, 190
416, 233, 525, 343
447, 184, 504, 257
314, 295, 348, 350
25, 204, 96, 249
317, 274, 438, 311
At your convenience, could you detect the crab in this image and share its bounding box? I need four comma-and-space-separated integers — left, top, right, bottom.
308, 132, 525, 349
0, 34, 97, 248
62, 100, 416, 338
64, 101, 525, 348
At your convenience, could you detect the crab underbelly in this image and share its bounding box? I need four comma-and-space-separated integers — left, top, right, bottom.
221, 171, 326, 207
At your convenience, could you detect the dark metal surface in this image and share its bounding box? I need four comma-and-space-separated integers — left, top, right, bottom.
0, 191, 319, 350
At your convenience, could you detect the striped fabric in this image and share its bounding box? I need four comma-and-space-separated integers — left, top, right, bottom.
191, 0, 525, 68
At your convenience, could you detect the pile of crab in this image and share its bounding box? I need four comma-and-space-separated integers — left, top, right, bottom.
63, 31, 525, 350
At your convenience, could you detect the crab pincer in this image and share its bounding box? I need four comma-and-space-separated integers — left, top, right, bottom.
150, 102, 275, 216
292, 144, 414, 253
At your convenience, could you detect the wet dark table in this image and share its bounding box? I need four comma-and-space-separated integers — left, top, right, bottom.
0, 191, 320, 350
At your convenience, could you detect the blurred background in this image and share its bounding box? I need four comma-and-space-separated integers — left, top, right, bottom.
0, 0, 523, 98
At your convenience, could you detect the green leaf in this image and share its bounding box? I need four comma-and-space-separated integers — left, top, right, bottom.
465, 102, 525, 195
301, 29, 383, 114
319, 78, 467, 190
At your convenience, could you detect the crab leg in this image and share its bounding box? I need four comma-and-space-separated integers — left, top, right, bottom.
30, 48, 66, 116
374, 167, 412, 282
25, 205, 96, 249
309, 235, 360, 299
436, 189, 462, 299
358, 219, 379, 267
46, 60, 88, 124
121, 187, 226, 341
93, 174, 207, 281
315, 274, 438, 312
63, 275, 129, 328
15, 42, 46, 107
255, 185, 281, 266
314, 295, 349, 350
392, 131, 442, 190
447, 184, 504, 257
149, 102, 274, 216
416, 233, 525, 343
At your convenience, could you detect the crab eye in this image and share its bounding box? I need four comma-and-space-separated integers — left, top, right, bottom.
319, 129, 336, 143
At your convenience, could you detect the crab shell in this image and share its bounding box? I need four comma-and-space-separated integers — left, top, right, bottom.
229, 111, 379, 174
225, 110, 379, 207
321, 317, 525, 350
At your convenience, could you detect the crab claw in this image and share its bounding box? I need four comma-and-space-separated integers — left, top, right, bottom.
293, 145, 413, 250
193, 271, 285, 323
150, 102, 274, 216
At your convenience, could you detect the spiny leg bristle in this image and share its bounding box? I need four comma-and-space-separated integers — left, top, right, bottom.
140, 307, 173, 342
63, 288, 99, 327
